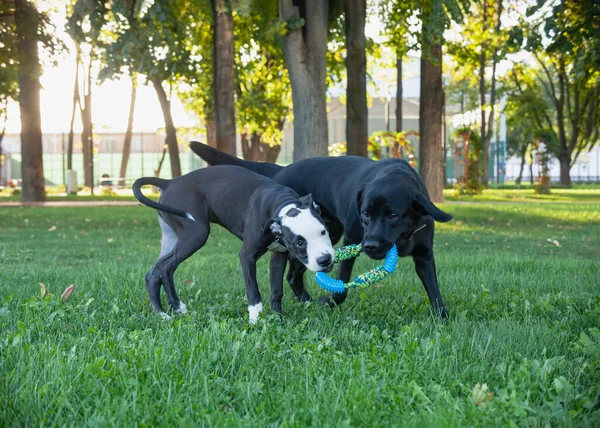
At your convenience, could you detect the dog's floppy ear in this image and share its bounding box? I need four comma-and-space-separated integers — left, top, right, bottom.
412, 192, 453, 222
263, 218, 283, 237
355, 187, 364, 217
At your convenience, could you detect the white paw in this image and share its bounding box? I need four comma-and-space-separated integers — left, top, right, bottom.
175, 301, 188, 314
160, 312, 172, 321
248, 302, 263, 325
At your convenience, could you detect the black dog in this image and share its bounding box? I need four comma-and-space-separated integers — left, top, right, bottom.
189, 142, 453, 318
132, 165, 334, 323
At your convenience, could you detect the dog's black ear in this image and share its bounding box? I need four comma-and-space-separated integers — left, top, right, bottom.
355, 188, 364, 217
298, 193, 314, 209
263, 218, 283, 237
412, 193, 453, 222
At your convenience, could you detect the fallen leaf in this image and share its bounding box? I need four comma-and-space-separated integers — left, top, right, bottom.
39, 283, 48, 298
48, 225, 57, 232
107, 238, 114, 243
471, 383, 494, 406
547, 238, 561, 247
85, 298, 94, 307
182, 279, 193, 284
61, 284, 75, 301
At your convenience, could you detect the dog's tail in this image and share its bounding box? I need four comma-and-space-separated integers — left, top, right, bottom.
189, 141, 283, 179
132, 177, 195, 221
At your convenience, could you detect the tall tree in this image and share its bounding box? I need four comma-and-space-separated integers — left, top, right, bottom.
419, 40, 444, 202
178, 2, 215, 150
80, 55, 94, 187
15, 0, 45, 201
97, 0, 200, 178
418, 0, 465, 202
66, 49, 80, 172
379, 0, 415, 133
212, 0, 237, 156
0, 0, 19, 187
447, 0, 509, 188
233, 0, 292, 161
516, 0, 600, 186
279, 0, 330, 160
66, 0, 108, 188
344, 0, 367, 157
119, 73, 137, 187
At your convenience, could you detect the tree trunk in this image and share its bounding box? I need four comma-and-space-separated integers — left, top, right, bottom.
212, 0, 237, 156
396, 52, 403, 133
241, 132, 282, 162
516, 142, 528, 185
80, 56, 93, 188
419, 43, 445, 203
150, 76, 181, 178
344, 0, 368, 157
558, 152, 571, 187
0, 116, 5, 187
204, 103, 217, 148
280, 0, 329, 160
67, 49, 80, 171
15, 0, 45, 202
481, 0, 503, 188
529, 152, 534, 185
118, 73, 137, 187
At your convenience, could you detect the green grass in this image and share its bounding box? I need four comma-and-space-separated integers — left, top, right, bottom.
444, 188, 600, 203
1, 202, 599, 425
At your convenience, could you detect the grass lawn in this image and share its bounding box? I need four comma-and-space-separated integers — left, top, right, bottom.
444, 187, 600, 203
1, 201, 599, 425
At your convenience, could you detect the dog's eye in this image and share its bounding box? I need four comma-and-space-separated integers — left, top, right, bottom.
362, 211, 370, 219
388, 213, 398, 219
296, 240, 306, 248
320, 230, 327, 236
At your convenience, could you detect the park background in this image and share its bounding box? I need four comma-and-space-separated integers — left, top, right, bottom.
1, 0, 599, 426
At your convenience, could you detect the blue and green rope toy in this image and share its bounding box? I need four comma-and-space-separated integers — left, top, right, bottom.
315, 244, 399, 294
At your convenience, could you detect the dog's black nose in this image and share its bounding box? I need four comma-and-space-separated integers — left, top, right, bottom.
317, 254, 332, 268
363, 241, 379, 253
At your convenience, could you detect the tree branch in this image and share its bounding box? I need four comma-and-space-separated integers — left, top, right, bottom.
534, 53, 559, 108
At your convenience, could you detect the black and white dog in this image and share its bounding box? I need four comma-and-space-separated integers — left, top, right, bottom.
189, 142, 453, 318
132, 165, 334, 323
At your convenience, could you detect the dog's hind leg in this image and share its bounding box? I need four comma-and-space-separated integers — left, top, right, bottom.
161, 215, 210, 315
144, 215, 180, 316
145, 263, 166, 315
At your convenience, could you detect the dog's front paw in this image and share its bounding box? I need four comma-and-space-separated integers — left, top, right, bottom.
248, 302, 263, 324
174, 301, 188, 315
318, 295, 336, 308
159, 312, 172, 321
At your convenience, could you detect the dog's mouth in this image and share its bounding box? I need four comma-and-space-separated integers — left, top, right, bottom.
321, 263, 334, 273
362, 243, 394, 260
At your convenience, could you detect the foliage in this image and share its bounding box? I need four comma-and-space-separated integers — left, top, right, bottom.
328, 130, 417, 163
0, 202, 599, 424
233, 1, 290, 146
510, 0, 600, 185
452, 127, 483, 195
0, 0, 63, 115
378, 0, 467, 61
0, 2, 18, 118
93, 0, 206, 84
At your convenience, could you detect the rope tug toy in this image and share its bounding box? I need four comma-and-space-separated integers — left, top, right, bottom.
314, 244, 399, 294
